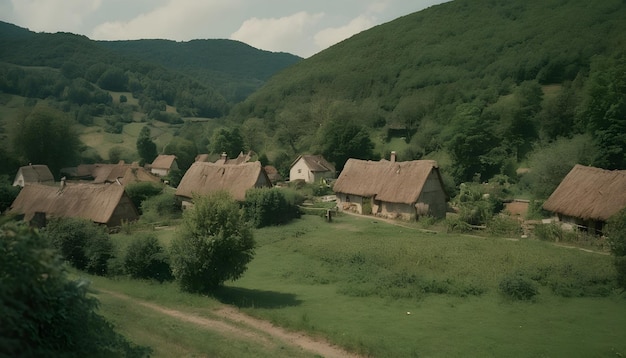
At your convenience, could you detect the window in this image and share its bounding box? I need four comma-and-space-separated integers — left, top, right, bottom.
297, 169, 302, 173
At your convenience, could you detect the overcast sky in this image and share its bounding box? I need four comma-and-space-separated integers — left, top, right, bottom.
0, 0, 448, 58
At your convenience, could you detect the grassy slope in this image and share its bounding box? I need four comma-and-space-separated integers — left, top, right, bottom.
95, 214, 625, 358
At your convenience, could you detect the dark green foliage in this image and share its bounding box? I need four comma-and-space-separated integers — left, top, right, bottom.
44, 217, 114, 275
607, 208, 626, 289
140, 190, 180, 219
210, 127, 244, 156
136, 126, 157, 165
319, 119, 376, 172
163, 137, 197, 171
0, 175, 20, 212
0, 223, 149, 357
124, 234, 173, 282
125, 181, 164, 213
10, 106, 81, 177
499, 273, 538, 301
170, 191, 255, 292
244, 188, 301, 228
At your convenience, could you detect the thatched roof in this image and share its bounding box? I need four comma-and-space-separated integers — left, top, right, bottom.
92, 163, 160, 185
333, 159, 441, 205
14, 165, 54, 185
9, 183, 138, 225
543, 164, 626, 221
264, 165, 282, 183
151, 154, 177, 169
214, 151, 256, 165
292, 155, 335, 172
175, 161, 271, 201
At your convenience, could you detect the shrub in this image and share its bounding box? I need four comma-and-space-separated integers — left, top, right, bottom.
0, 223, 149, 357
44, 217, 114, 275
533, 222, 564, 241
170, 191, 255, 293
244, 188, 301, 228
124, 234, 173, 282
606, 208, 626, 289
499, 273, 538, 300
125, 182, 164, 213
487, 215, 522, 237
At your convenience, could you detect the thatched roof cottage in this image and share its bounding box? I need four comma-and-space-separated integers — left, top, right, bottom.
150, 155, 178, 177
333, 153, 447, 220
289, 155, 336, 183
543, 164, 626, 234
13, 164, 54, 187
175, 161, 271, 207
9, 182, 139, 227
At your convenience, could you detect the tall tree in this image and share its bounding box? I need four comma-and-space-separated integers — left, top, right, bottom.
170, 191, 255, 292
11, 106, 81, 177
319, 119, 375, 172
136, 126, 157, 165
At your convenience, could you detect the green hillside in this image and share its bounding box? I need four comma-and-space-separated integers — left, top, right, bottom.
230, 0, 626, 187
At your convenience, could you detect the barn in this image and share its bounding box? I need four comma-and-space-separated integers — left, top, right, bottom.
9, 182, 139, 227
333, 154, 447, 220
175, 161, 272, 207
543, 164, 626, 234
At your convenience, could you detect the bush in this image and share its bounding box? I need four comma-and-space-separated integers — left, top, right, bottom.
606, 208, 626, 289
44, 217, 114, 275
125, 182, 164, 213
124, 234, 173, 282
243, 188, 301, 228
499, 273, 538, 300
0, 223, 149, 357
170, 191, 255, 292
533, 222, 564, 241
487, 215, 522, 237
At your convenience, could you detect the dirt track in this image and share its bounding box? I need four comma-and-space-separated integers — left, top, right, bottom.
98, 289, 362, 358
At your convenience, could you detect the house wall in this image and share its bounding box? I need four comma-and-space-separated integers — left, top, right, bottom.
12, 173, 25, 187
336, 193, 364, 213
558, 214, 605, 235
107, 195, 139, 227
311, 170, 335, 183
416, 171, 447, 219
380, 202, 415, 220
151, 168, 169, 177
290, 159, 313, 182
255, 173, 271, 188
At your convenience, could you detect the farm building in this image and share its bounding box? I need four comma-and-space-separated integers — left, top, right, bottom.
333, 154, 447, 220
12, 164, 54, 187
175, 161, 272, 207
8, 182, 139, 227
543, 164, 626, 234
61, 162, 160, 185
290, 155, 336, 183
150, 155, 179, 177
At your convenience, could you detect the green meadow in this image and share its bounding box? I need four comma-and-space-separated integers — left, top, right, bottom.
90, 213, 626, 357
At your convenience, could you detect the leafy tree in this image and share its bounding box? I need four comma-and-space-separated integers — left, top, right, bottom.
606, 208, 626, 290
136, 126, 157, 165
0, 175, 20, 213
125, 182, 164, 213
0, 223, 149, 357
582, 55, 626, 169
11, 106, 81, 177
170, 191, 255, 293
243, 188, 301, 228
319, 119, 375, 172
124, 234, 173, 282
44, 218, 114, 275
163, 137, 197, 171
210, 127, 245, 156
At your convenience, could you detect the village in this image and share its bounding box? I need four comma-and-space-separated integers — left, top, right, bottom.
6, 150, 626, 237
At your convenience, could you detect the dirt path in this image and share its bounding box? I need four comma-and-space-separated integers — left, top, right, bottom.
98, 289, 362, 358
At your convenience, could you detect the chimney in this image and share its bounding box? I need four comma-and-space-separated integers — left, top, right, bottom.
221, 152, 228, 163
390, 151, 397, 163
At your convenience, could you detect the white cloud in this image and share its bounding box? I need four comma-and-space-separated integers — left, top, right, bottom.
9, 0, 101, 32
313, 14, 375, 51
230, 11, 324, 57
91, 0, 240, 40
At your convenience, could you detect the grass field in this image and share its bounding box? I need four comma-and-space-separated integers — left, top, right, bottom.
94, 213, 626, 358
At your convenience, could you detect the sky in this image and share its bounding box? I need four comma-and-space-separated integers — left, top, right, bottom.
0, 0, 448, 58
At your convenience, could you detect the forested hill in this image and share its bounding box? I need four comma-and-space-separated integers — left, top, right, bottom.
99, 39, 301, 102
231, 0, 626, 189
0, 21, 300, 107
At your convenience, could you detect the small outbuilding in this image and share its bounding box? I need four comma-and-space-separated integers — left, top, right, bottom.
150, 155, 179, 177
542, 164, 626, 234
333, 153, 447, 220
13, 164, 54, 187
289, 155, 336, 183
175, 161, 272, 207
9, 182, 139, 227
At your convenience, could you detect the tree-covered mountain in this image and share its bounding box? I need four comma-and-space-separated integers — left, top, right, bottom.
229, 0, 626, 192
99, 39, 301, 102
